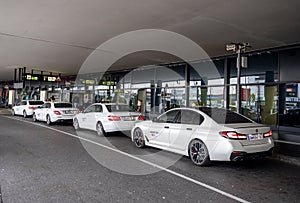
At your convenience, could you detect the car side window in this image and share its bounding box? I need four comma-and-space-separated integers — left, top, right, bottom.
84, 105, 95, 113
95, 105, 103, 113
176, 110, 204, 125
157, 110, 179, 123
45, 103, 51, 108
21, 101, 27, 105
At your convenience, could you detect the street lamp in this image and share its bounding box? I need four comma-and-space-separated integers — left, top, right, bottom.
226, 42, 251, 114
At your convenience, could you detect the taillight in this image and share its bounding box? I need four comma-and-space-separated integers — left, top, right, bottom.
137, 114, 144, 121
219, 131, 247, 140
29, 106, 36, 110
53, 110, 61, 115
108, 115, 121, 121
263, 130, 272, 137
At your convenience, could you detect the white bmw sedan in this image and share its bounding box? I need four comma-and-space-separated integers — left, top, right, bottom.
12, 100, 44, 117
73, 103, 144, 136
131, 107, 274, 166
33, 102, 78, 125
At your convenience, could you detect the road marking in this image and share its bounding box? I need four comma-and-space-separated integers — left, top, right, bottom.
5, 116, 250, 203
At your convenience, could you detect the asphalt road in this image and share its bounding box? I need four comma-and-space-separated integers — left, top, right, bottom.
0, 115, 299, 203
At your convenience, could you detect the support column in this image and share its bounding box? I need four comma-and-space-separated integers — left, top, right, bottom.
185, 63, 190, 107
224, 58, 230, 109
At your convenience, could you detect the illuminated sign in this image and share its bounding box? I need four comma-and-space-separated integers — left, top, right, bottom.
25, 74, 39, 81
81, 80, 96, 85
100, 81, 117, 86
44, 76, 57, 82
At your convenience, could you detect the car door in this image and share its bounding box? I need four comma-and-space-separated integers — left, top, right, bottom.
79, 105, 95, 129
169, 110, 204, 151
85, 105, 102, 130
147, 109, 180, 148
40, 103, 51, 121
14, 102, 21, 115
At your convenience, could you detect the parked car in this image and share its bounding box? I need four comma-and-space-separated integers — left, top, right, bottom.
73, 103, 144, 136
12, 100, 44, 117
131, 107, 274, 166
279, 108, 300, 126
33, 102, 78, 125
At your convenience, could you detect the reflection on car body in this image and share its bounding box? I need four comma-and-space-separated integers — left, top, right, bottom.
132, 107, 274, 166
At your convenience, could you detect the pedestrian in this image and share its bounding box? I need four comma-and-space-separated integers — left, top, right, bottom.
51, 95, 55, 102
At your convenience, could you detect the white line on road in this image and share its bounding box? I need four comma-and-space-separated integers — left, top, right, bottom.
4, 116, 250, 203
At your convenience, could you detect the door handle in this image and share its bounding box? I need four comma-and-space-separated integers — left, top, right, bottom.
164, 126, 169, 129
186, 128, 193, 130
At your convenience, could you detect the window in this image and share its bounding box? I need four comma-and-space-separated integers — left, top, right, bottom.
42, 103, 51, 108
198, 107, 252, 124
176, 110, 204, 125
21, 101, 27, 105
106, 104, 131, 112
95, 105, 103, 112
54, 103, 73, 108
157, 110, 179, 123
84, 105, 95, 113
29, 101, 44, 105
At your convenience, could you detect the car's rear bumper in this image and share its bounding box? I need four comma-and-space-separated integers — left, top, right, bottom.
230, 148, 274, 161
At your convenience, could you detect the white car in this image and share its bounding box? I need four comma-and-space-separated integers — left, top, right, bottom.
33, 102, 78, 125
12, 100, 44, 117
73, 103, 144, 136
131, 107, 274, 166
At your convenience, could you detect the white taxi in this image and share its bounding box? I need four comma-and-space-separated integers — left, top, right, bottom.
33, 102, 78, 125
12, 100, 44, 117
73, 103, 144, 136
131, 107, 274, 166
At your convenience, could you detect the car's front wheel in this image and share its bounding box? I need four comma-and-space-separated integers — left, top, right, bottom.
73, 118, 80, 130
96, 122, 106, 136
46, 115, 51, 125
33, 113, 37, 122
188, 139, 210, 166
133, 128, 145, 148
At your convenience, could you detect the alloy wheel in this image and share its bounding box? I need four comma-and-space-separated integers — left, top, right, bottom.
133, 128, 145, 148
189, 139, 210, 166
96, 122, 105, 136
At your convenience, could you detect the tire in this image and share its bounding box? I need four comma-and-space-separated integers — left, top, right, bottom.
73, 118, 80, 130
188, 139, 210, 166
12, 109, 15, 116
96, 122, 106, 136
133, 128, 145, 148
23, 110, 27, 118
46, 115, 51, 126
33, 113, 37, 122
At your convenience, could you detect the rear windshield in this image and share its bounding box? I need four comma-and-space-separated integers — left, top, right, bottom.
106, 104, 132, 112
29, 101, 44, 105
54, 103, 73, 108
197, 107, 252, 124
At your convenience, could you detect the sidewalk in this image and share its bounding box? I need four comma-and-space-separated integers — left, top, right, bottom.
0, 108, 11, 115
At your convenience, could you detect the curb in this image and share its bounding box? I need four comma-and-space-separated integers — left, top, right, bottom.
269, 153, 300, 167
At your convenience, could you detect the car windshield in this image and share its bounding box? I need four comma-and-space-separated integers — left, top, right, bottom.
29, 101, 44, 105
54, 103, 73, 108
197, 107, 252, 124
105, 104, 132, 112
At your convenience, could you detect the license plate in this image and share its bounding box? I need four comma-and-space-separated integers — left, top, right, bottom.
247, 133, 263, 141
65, 110, 74, 114
122, 116, 135, 121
